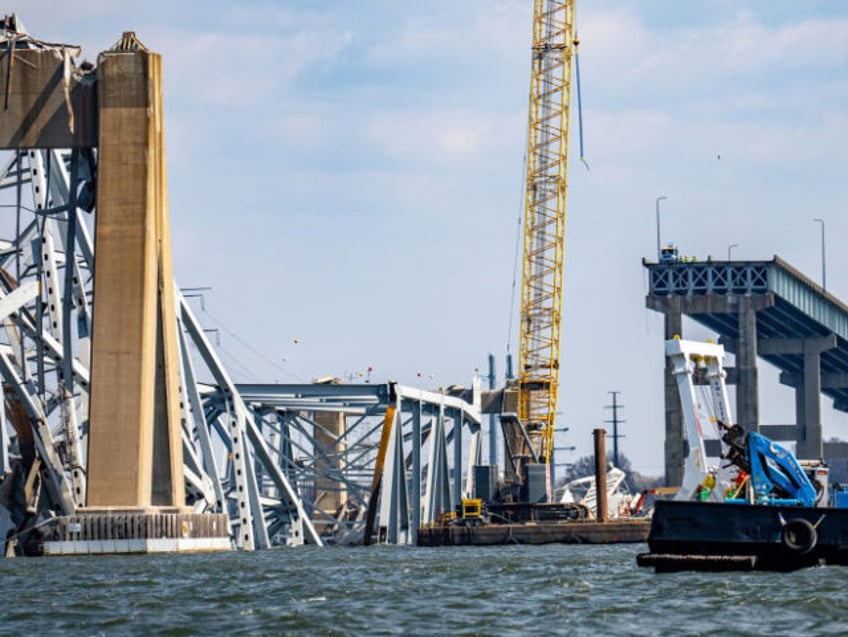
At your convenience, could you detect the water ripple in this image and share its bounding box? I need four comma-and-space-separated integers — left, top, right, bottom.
4, 544, 848, 635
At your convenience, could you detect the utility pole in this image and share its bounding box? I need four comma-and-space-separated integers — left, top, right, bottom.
604, 391, 625, 467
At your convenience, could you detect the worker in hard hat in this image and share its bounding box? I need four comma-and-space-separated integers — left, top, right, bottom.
695, 467, 718, 502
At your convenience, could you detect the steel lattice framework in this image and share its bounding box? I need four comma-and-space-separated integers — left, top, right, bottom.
0, 20, 484, 552
0, 148, 483, 549
517, 0, 576, 469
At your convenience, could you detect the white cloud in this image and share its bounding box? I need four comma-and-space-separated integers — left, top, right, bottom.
582, 8, 848, 97
365, 109, 523, 164
362, 1, 528, 72
718, 14, 848, 72
156, 27, 354, 108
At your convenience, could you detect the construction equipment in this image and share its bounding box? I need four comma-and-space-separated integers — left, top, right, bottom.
659, 244, 680, 263
506, 0, 577, 496
720, 425, 818, 507
639, 339, 841, 572
665, 337, 733, 501
666, 337, 821, 508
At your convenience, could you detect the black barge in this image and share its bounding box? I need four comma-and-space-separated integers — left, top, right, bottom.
637, 499, 848, 572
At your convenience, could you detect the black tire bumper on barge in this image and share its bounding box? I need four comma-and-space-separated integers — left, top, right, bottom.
637, 499, 848, 572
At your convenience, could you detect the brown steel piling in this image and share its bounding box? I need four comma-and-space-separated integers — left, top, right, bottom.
593, 428, 608, 522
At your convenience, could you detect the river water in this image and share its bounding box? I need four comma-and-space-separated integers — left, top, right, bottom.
4, 543, 848, 636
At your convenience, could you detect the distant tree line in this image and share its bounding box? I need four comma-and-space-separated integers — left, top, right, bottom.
557, 452, 663, 493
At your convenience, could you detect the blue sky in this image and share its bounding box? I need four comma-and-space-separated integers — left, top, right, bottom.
15, 1, 848, 474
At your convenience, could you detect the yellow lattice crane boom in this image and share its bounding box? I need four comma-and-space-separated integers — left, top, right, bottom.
515, 0, 577, 484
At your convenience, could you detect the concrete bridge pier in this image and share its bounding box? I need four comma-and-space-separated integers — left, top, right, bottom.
0, 27, 232, 553
734, 296, 760, 434
661, 297, 683, 487
769, 335, 837, 459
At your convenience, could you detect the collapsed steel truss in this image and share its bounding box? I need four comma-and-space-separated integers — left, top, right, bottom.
0, 148, 483, 549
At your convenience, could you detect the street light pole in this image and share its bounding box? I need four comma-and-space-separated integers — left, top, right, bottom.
727, 243, 738, 261
655, 195, 667, 260
814, 218, 826, 291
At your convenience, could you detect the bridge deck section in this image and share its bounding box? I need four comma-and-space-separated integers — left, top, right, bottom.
646, 257, 848, 412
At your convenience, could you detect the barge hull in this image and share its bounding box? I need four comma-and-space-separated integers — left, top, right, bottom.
418, 519, 650, 546
638, 499, 848, 571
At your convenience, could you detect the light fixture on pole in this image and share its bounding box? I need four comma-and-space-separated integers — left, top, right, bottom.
727, 243, 738, 261
655, 195, 668, 260
813, 218, 826, 292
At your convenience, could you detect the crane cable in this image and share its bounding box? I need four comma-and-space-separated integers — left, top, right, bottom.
575, 35, 590, 172
506, 150, 528, 366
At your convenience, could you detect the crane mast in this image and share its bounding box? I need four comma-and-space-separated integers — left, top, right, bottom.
514, 0, 576, 484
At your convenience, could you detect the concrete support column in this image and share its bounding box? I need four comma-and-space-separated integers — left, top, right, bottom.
313, 411, 346, 527
86, 46, 184, 508
662, 297, 683, 487
767, 335, 835, 458
794, 384, 807, 450
796, 338, 833, 459
736, 297, 760, 433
